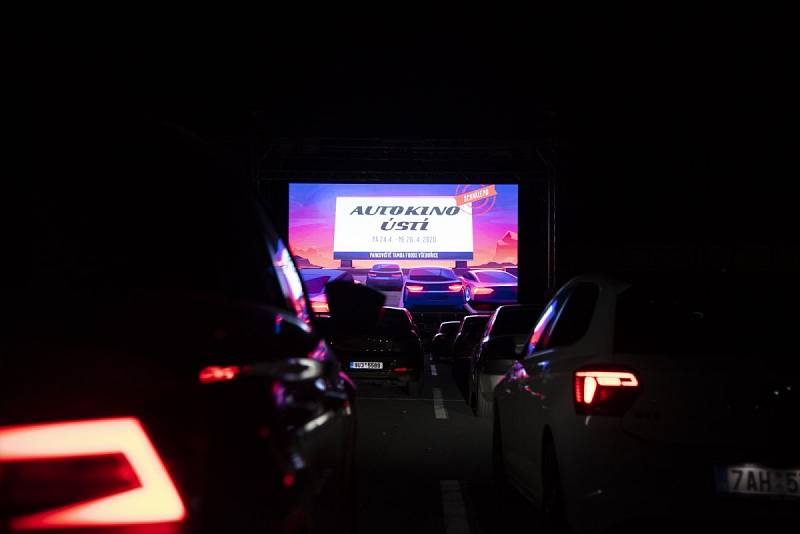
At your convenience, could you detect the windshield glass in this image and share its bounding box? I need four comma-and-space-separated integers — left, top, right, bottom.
409, 268, 456, 281
474, 271, 517, 283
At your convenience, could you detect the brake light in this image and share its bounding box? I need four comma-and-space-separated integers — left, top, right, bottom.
199, 365, 241, 384
473, 287, 494, 295
574, 369, 640, 415
448, 284, 463, 292
311, 300, 330, 313
368, 272, 377, 277
391, 273, 402, 278
0, 418, 186, 530
393, 367, 410, 373
407, 285, 424, 292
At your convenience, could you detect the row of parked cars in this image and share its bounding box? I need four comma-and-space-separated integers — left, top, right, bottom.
431, 277, 800, 531
365, 263, 519, 314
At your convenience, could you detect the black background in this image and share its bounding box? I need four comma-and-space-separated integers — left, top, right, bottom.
14, 16, 797, 295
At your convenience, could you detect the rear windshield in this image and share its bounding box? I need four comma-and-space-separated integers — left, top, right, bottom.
378, 309, 413, 332
614, 283, 798, 357
491, 308, 540, 336
474, 271, 517, 283
409, 268, 456, 281
440, 322, 460, 335
373, 264, 401, 272
461, 317, 490, 336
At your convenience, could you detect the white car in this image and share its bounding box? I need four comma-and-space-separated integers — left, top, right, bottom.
493, 275, 799, 532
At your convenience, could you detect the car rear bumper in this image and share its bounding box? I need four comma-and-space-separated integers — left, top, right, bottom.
405, 293, 465, 311
556, 424, 800, 532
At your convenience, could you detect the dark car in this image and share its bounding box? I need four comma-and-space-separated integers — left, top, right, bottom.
319, 307, 424, 396
0, 120, 362, 534
430, 320, 461, 362
402, 267, 466, 312
301, 269, 356, 315
461, 269, 519, 313
468, 304, 542, 416
365, 263, 404, 291
450, 314, 491, 397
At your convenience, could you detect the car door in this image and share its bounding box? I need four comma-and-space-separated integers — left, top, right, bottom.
497, 294, 563, 489
514, 282, 600, 501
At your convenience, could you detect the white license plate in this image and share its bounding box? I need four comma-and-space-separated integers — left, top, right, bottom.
717, 466, 800, 498
349, 361, 383, 370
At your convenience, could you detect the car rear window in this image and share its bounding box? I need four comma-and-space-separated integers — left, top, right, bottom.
409, 268, 456, 281
461, 316, 490, 336
374, 264, 401, 272
491, 307, 540, 336
474, 271, 517, 283
377, 309, 413, 334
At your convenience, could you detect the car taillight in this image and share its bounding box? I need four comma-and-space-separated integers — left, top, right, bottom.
0, 418, 186, 531
199, 365, 241, 384
473, 287, 494, 295
391, 273, 402, 278
311, 300, 330, 314
393, 367, 410, 373
368, 272, 377, 277
574, 369, 640, 415
448, 284, 463, 292
407, 285, 424, 292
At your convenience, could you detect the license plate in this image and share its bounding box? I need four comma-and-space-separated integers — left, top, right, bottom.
349, 361, 383, 370
716, 465, 800, 498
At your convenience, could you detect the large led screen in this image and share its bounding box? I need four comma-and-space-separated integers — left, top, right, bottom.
289, 183, 519, 311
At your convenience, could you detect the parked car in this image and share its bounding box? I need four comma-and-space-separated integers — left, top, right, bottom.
1, 119, 368, 534
365, 263, 405, 291
319, 307, 424, 396
451, 314, 492, 397
493, 275, 800, 532
461, 269, 519, 313
402, 267, 466, 312
300, 269, 356, 315
430, 320, 461, 361
468, 304, 542, 416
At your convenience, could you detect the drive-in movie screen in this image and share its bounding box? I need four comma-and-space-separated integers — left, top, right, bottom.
289, 183, 519, 313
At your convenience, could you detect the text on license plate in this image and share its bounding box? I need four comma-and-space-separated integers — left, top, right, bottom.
350, 361, 383, 370
717, 466, 800, 498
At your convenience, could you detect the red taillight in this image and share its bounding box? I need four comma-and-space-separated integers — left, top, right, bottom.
407, 285, 424, 292
199, 365, 241, 384
574, 369, 640, 415
473, 287, 494, 295
448, 284, 463, 292
391, 273, 402, 278
368, 272, 377, 277
393, 367, 410, 373
311, 300, 330, 314
0, 418, 186, 530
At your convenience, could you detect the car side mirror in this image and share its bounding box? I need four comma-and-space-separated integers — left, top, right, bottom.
324, 280, 385, 334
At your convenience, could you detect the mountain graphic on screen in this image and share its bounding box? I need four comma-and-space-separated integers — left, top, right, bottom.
495, 231, 518, 263
293, 255, 322, 268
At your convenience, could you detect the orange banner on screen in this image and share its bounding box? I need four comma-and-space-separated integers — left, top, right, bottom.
455, 185, 497, 206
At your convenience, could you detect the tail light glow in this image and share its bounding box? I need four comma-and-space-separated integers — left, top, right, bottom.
448, 284, 463, 292
368, 272, 377, 277
311, 300, 330, 314
407, 285, 424, 292
199, 365, 241, 384
473, 287, 494, 295
393, 367, 410, 373
391, 273, 402, 278
575, 369, 640, 414
0, 418, 186, 531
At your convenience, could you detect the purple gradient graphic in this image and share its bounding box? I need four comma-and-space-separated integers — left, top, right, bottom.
289, 183, 518, 269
